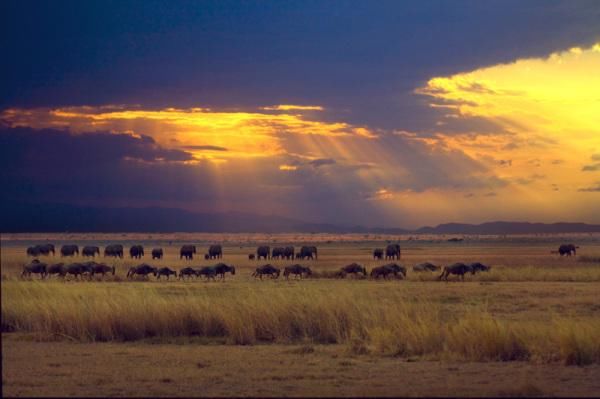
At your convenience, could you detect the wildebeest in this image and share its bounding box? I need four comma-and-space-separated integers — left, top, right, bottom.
47, 263, 66, 278
213, 263, 236, 279
104, 244, 124, 258
297, 246, 318, 260
385, 244, 401, 260
65, 262, 94, 280
129, 245, 144, 259
383, 263, 407, 278
558, 244, 579, 256
208, 244, 223, 259
180, 245, 196, 260
156, 267, 177, 280
373, 248, 384, 260
197, 266, 217, 281
283, 264, 312, 279
90, 262, 115, 277
21, 260, 47, 279
257, 246, 270, 260
127, 264, 157, 279
252, 264, 280, 279
438, 263, 473, 281
271, 247, 285, 259
61, 245, 79, 257
178, 267, 199, 280
248, 254, 256, 260
284, 246, 295, 260
370, 265, 395, 279
339, 263, 367, 278
469, 262, 491, 273
413, 262, 440, 272
82, 246, 100, 257
152, 248, 164, 259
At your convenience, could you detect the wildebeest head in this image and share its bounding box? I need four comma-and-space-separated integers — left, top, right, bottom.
204, 254, 210, 260
230, 265, 236, 275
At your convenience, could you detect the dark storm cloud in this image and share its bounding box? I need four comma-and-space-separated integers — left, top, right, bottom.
578, 182, 600, 192
2, 0, 600, 132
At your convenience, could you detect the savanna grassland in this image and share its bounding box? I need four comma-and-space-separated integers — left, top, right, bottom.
2, 233, 600, 397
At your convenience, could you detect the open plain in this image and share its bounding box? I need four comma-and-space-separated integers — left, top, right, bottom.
2, 232, 600, 397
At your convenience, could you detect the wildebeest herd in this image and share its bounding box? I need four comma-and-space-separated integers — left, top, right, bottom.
19, 242, 577, 281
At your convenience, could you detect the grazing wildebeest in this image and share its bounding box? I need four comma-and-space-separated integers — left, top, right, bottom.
61, 245, 79, 257
438, 263, 473, 281
248, 254, 256, 260
297, 246, 318, 260
178, 267, 199, 280
469, 262, 491, 273
558, 244, 579, 256
339, 263, 367, 278
127, 264, 157, 279
373, 248, 384, 260
283, 264, 312, 279
104, 244, 124, 258
180, 245, 196, 260
370, 265, 395, 280
385, 244, 401, 260
413, 262, 440, 272
197, 266, 217, 281
383, 263, 407, 278
271, 247, 285, 259
21, 260, 47, 279
257, 246, 270, 260
152, 248, 164, 259
213, 263, 236, 279
252, 264, 280, 279
156, 267, 177, 280
47, 263, 66, 278
284, 246, 295, 260
129, 245, 144, 259
26, 246, 41, 257
208, 244, 223, 259
65, 263, 94, 280
90, 262, 115, 278
82, 246, 100, 257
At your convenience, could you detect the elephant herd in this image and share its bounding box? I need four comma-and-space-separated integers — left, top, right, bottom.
252, 246, 317, 260
26, 244, 224, 260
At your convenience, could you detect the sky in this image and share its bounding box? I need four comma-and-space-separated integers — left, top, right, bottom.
1, 0, 600, 228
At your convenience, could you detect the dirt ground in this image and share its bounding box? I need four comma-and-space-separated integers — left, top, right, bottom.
2, 334, 600, 397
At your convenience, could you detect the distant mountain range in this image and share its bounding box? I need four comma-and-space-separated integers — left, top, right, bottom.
2, 201, 600, 234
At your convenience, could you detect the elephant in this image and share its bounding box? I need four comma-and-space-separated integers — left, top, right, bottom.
60, 245, 79, 257
180, 245, 196, 260
339, 263, 367, 278
178, 267, 199, 280
127, 264, 157, 279
21, 260, 47, 279
271, 247, 285, 259
129, 245, 144, 259
26, 246, 41, 257
213, 263, 235, 279
257, 246, 270, 260
373, 248, 384, 260
413, 262, 440, 272
297, 246, 318, 260
82, 246, 100, 257
39, 244, 55, 255
283, 246, 295, 260
208, 245, 223, 259
156, 267, 177, 280
252, 264, 280, 279
438, 263, 474, 281
151, 248, 164, 259
104, 244, 124, 258
385, 244, 401, 260
283, 264, 312, 279
558, 244, 579, 256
